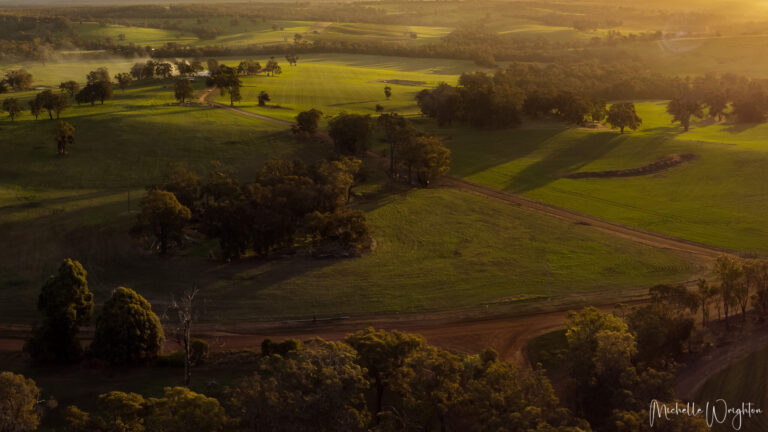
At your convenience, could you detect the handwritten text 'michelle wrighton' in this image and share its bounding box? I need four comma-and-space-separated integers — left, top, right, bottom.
650, 399, 763, 430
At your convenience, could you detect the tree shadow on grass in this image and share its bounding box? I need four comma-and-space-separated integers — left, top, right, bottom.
437, 126, 566, 179
722, 122, 761, 134
0, 197, 338, 324
505, 131, 625, 193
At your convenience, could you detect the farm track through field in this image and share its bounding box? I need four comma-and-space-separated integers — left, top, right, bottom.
4, 88, 719, 386
199, 87, 293, 126
200, 86, 724, 260
438, 177, 724, 260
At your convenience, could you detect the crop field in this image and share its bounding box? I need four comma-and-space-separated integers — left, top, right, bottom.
213, 54, 479, 122
437, 102, 768, 254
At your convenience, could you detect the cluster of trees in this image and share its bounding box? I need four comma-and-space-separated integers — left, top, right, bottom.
64, 387, 227, 432
415, 67, 652, 131
6, 319, 717, 431
24, 259, 164, 366
75, 67, 114, 105
129, 59, 176, 80
698, 255, 768, 326
552, 255, 768, 431
291, 109, 451, 186
376, 113, 451, 185
1, 67, 121, 125
133, 158, 372, 259
560, 305, 708, 431
0, 68, 33, 92
7, 258, 754, 432
7, 328, 595, 432
206, 64, 242, 106
665, 73, 768, 127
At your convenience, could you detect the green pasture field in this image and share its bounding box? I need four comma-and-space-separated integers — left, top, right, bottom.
0, 79, 319, 322
213, 53, 478, 122
74, 22, 197, 46
312, 22, 452, 44
619, 34, 768, 78
0, 58, 143, 87
696, 345, 768, 432
75, 19, 317, 48
0, 55, 702, 323
497, 24, 609, 41
437, 101, 768, 254
0, 182, 701, 324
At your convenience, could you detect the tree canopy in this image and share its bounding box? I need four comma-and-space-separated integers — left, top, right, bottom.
25, 258, 94, 364
0, 371, 40, 432
91, 287, 165, 365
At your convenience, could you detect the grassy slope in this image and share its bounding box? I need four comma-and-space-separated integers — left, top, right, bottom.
75, 22, 197, 46
440, 101, 768, 253
696, 346, 768, 432
623, 35, 768, 78
214, 54, 475, 122
199, 188, 697, 321
74, 19, 315, 48
0, 58, 142, 87
315, 23, 452, 44
0, 186, 700, 324
0, 55, 701, 324
0, 79, 321, 322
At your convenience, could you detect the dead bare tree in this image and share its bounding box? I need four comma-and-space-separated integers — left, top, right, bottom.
166, 287, 200, 387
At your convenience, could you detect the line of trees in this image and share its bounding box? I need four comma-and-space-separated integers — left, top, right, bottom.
414, 61, 689, 128
8, 258, 750, 431
414, 66, 768, 132
11, 329, 595, 431
666, 73, 768, 128
2, 66, 120, 124
6, 320, 713, 431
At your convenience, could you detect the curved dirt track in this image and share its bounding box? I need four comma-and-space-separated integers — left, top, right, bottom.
0, 309, 570, 366
0, 88, 719, 385
199, 87, 294, 125
199, 86, 723, 260
194, 310, 571, 366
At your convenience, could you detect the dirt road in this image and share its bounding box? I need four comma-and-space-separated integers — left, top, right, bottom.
199, 87, 294, 126
440, 177, 724, 260
1, 88, 724, 390
198, 86, 724, 260
0, 309, 570, 366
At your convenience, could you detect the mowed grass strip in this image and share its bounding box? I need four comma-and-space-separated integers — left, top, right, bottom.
438, 101, 768, 253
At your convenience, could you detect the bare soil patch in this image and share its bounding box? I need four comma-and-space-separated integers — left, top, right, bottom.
376, 79, 427, 86
565, 154, 696, 179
